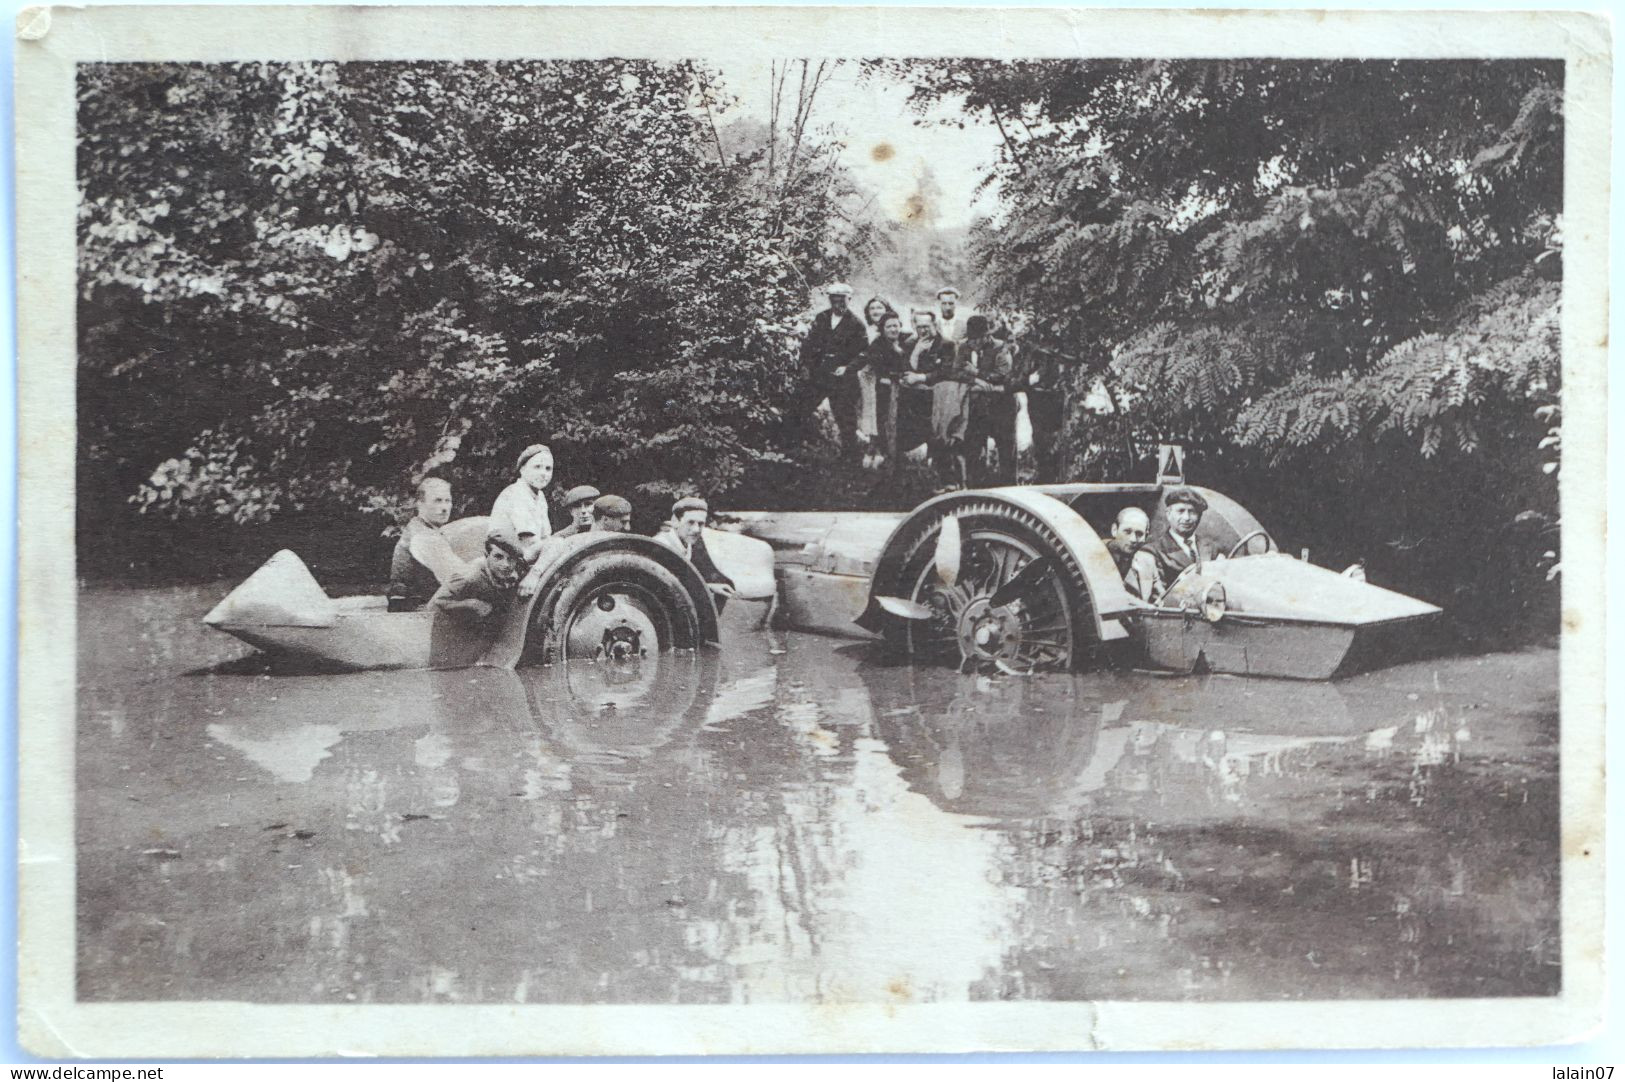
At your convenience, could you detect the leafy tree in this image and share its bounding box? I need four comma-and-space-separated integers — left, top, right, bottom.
78, 60, 874, 568
881, 59, 1563, 634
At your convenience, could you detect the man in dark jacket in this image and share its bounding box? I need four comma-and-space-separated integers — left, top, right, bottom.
655, 496, 737, 608
900, 310, 972, 489
796, 283, 868, 453
1149, 487, 1221, 581
387, 476, 454, 612
1004, 314, 1065, 482
429, 524, 527, 629
959, 315, 1016, 485
893, 309, 958, 466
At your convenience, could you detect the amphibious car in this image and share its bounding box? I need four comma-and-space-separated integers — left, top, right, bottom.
204, 474, 1440, 680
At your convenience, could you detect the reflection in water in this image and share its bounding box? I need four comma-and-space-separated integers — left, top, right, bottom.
77, 586, 1559, 1004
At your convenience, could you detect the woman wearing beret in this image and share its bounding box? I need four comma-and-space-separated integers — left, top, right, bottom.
489, 443, 554, 562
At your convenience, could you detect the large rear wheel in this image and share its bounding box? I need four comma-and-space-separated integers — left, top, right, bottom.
884, 501, 1098, 672
525, 552, 704, 666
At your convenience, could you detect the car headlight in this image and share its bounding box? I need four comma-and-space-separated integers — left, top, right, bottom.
1202, 582, 1227, 623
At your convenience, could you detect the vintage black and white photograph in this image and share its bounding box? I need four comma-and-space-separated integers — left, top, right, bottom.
16, 5, 1608, 1058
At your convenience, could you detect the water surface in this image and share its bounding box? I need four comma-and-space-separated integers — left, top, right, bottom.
77, 585, 1560, 1004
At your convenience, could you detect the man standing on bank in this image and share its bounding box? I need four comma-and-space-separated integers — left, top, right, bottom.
387, 476, 455, 612
797, 282, 869, 454
935, 287, 964, 342
959, 315, 1015, 485
903, 310, 973, 491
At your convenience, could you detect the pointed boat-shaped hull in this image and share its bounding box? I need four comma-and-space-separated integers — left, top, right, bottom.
204, 529, 770, 671
1130, 553, 1442, 679
203, 550, 436, 670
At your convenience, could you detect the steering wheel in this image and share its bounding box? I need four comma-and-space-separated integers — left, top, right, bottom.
1227, 529, 1274, 559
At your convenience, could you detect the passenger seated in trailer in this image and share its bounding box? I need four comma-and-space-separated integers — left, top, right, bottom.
386, 476, 454, 612
590, 494, 634, 534
1104, 506, 1163, 603
553, 485, 601, 538
429, 524, 527, 629
1149, 486, 1221, 581
489, 443, 554, 562
655, 496, 737, 604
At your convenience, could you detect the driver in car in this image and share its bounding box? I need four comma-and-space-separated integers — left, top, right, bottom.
1149, 486, 1220, 581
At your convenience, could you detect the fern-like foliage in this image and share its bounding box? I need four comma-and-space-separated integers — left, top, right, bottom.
1233, 274, 1558, 459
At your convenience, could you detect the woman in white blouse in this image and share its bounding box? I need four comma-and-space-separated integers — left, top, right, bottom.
489, 443, 554, 561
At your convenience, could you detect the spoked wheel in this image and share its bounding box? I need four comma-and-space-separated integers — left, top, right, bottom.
887, 502, 1098, 673
526, 552, 703, 666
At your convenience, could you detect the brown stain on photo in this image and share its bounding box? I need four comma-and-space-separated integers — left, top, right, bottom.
870, 142, 895, 162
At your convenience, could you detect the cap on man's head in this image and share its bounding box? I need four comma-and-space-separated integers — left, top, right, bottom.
593, 494, 633, 518
1163, 486, 1209, 513
485, 523, 527, 560
937, 287, 960, 299
563, 484, 600, 509
825, 283, 853, 297
515, 443, 550, 472
672, 496, 709, 517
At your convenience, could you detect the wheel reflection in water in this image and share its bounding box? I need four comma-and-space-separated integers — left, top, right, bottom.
516, 650, 717, 761
863, 662, 1098, 819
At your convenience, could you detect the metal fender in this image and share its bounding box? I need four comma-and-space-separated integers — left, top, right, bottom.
480, 533, 720, 668
855, 487, 1139, 642
701, 527, 777, 600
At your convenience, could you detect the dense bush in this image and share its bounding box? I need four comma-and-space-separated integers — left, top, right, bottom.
78, 61, 875, 571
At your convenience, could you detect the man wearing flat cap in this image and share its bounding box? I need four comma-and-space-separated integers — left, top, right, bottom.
553, 484, 601, 538
656, 496, 737, 603
796, 282, 869, 453
429, 523, 527, 628
1149, 486, 1219, 580
590, 494, 634, 534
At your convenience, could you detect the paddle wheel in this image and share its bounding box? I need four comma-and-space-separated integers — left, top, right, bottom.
856, 491, 1137, 673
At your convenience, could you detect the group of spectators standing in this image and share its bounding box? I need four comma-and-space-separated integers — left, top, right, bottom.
795, 283, 1062, 490
385, 443, 737, 625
